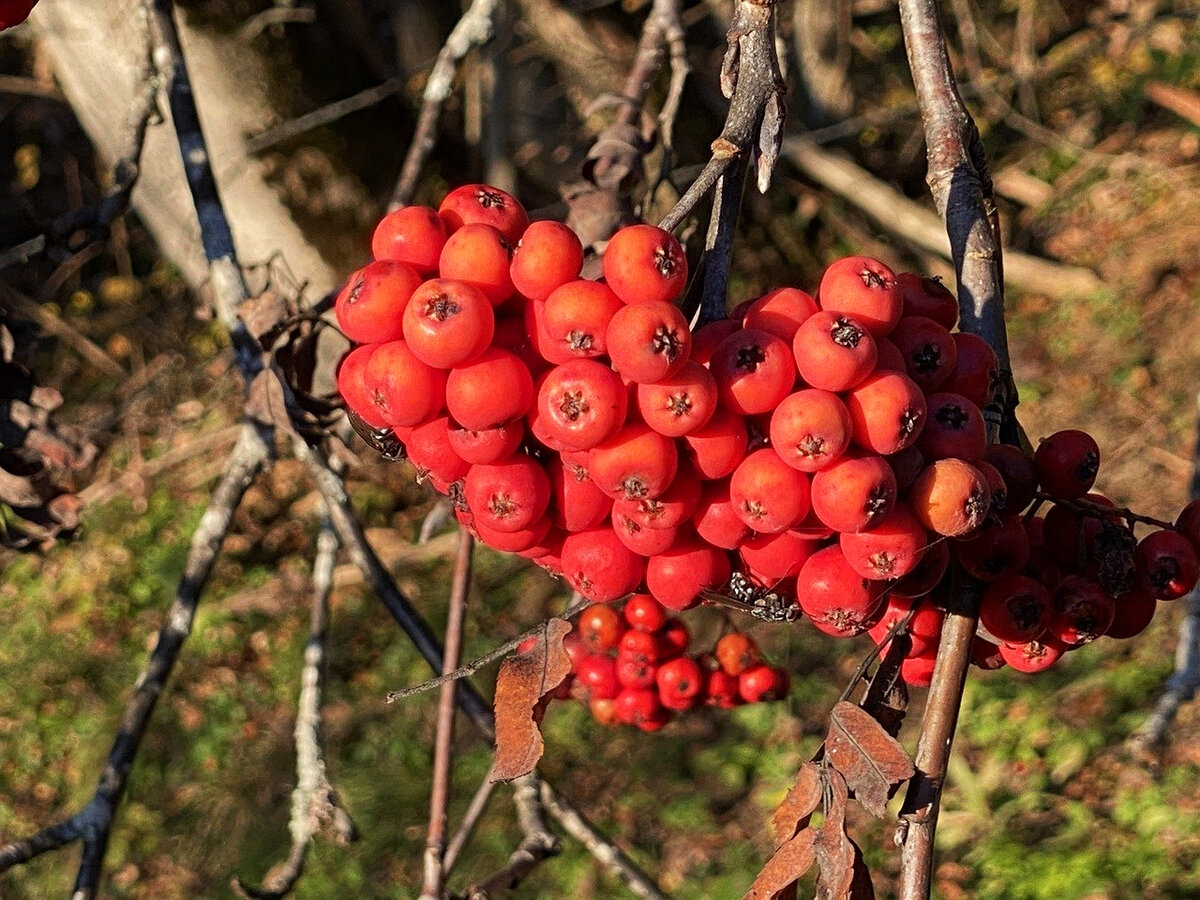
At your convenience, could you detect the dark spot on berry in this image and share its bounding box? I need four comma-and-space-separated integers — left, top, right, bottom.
622, 517, 642, 535
488, 493, 517, 520
348, 277, 365, 303
830, 317, 865, 348
964, 487, 989, 526
621, 476, 649, 499
934, 403, 970, 430
566, 329, 595, 351
860, 268, 889, 289
735, 343, 767, 372
425, 293, 461, 321
653, 326, 686, 362
654, 244, 681, 278
912, 343, 942, 375
898, 407, 922, 440
637, 499, 666, 523
666, 391, 693, 418
869, 551, 897, 577
476, 188, 507, 209
559, 390, 590, 421
741, 500, 767, 522
1076, 450, 1100, 483
796, 434, 826, 459
865, 483, 893, 520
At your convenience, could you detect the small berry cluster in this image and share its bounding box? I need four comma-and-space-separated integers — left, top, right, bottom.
555, 596, 788, 731
336, 181, 1198, 692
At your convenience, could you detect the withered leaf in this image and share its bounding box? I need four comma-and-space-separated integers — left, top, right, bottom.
237, 291, 289, 343
772, 761, 823, 848
826, 701, 915, 818
744, 830, 817, 900
814, 769, 853, 900
847, 838, 875, 899
491, 618, 573, 783
245, 370, 299, 437
862, 634, 911, 738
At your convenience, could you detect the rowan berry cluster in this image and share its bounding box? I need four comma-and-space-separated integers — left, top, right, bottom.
336, 182, 1200, 692
555, 597, 788, 731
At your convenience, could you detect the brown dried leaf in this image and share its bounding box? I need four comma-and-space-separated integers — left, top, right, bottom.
814, 769, 853, 900
491, 618, 573, 783
847, 838, 875, 899
744, 830, 817, 900
238, 291, 289, 342
772, 761, 823, 847
861, 635, 910, 738
245, 370, 298, 437
826, 701, 915, 818
583, 122, 646, 193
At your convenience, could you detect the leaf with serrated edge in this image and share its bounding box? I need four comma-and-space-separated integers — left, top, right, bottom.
772, 761, 822, 848
743, 830, 817, 900
491, 619, 573, 782
826, 701, 915, 818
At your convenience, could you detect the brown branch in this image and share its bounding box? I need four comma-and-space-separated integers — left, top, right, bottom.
391, 0, 501, 210
894, 2, 1011, 895
420, 527, 475, 900
244, 76, 406, 155
442, 771, 499, 876
466, 774, 561, 897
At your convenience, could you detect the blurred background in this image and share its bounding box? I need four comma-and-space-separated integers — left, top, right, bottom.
2, 0, 1200, 896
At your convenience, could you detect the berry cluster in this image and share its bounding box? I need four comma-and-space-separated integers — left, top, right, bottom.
336, 181, 1199, 691
557, 597, 789, 731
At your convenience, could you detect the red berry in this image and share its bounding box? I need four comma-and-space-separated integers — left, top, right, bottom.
623, 594, 669, 633
1047, 575, 1115, 645
769, 389, 854, 472
810, 453, 897, 534
844, 371, 926, 456
588, 423, 679, 501
509, 220, 584, 300
896, 272, 958, 329
1034, 429, 1100, 500
683, 408, 749, 480
535, 359, 627, 451
578, 604, 623, 653
658, 618, 691, 658
405, 417, 470, 488
796, 545, 886, 637
438, 223, 515, 305
656, 656, 704, 710
999, 637, 1066, 673
574, 654, 620, 701
983, 445, 1037, 514
619, 628, 661, 664
637, 360, 719, 437
730, 449, 812, 534
839, 503, 929, 580
738, 664, 789, 703
603, 224, 688, 305
690, 319, 741, 365
979, 575, 1052, 645
900, 653, 938, 688
612, 466, 702, 531
335, 260, 423, 344
692, 479, 753, 550
646, 534, 732, 611
615, 687, 664, 727
893, 539, 950, 599
402, 278, 494, 368
606, 301, 691, 383
704, 668, 742, 708
445, 348, 533, 430
1106, 587, 1158, 640
612, 512, 679, 557
362, 339, 447, 427
818, 256, 902, 337
867, 595, 945, 657
739, 530, 820, 582
890, 315, 958, 393
918, 392, 987, 461
371, 205, 448, 273
707, 327, 797, 416
945, 332, 998, 409
473, 517, 552, 553
541, 279, 624, 360
547, 457, 612, 533
909, 459, 991, 537
463, 454, 550, 533
1134, 529, 1200, 600
446, 420, 524, 465
438, 183, 528, 243
561, 528, 647, 602
337, 344, 389, 428
952, 514, 1031, 582
742, 287, 819, 342
715, 632, 761, 676
1175, 498, 1200, 555
793, 311, 877, 392
616, 655, 658, 691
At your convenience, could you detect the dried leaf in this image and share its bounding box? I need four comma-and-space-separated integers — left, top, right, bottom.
847, 839, 875, 899
237, 291, 289, 342
826, 701, 915, 818
491, 618, 573, 782
772, 761, 823, 847
861, 635, 910, 738
814, 769, 853, 900
744, 830, 817, 900
583, 122, 646, 193
245, 370, 299, 437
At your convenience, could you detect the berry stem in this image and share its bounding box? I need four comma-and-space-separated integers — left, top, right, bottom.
1035, 492, 1175, 531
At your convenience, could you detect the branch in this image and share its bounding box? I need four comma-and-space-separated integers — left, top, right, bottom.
420, 527, 474, 900
231, 514, 357, 900
894, 2, 1011, 896
391, 0, 502, 210
466, 774, 561, 897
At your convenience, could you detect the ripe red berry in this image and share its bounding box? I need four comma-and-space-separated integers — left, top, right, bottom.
541, 279, 624, 360
623, 593, 669, 633
438, 183, 529, 243
1034, 429, 1100, 500
810, 453, 897, 534
602, 224, 688, 305
742, 287, 819, 341
335, 260, 423, 344
1134, 529, 1200, 600
547, 456, 612, 533
692, 479, 753, 550
769, 389, 853, 472
793, 311, 877, 392
535, 359, 627, 451
706, 328, 796, 416
612, 466, 702, 531
998, 638, 1066, 674
658, 618, 691, 658
738, 664, 789, 703
704, 668, 741, 708
919, 392, 987, 461
337, 344, 389, 428
405, 417, 470, 488
656, 657, 705, 711
1106, 586, 1157, 640
978, 575, 1052, 645
362, 339, 447, 427
1047, 575, 1115, 645
896, 272, 958, 329
953, 514, 1031, 582
463, 454, 551, 533
646, 535, 732, 611
739, 530, 820, 582
900, 653, 938, 689
401, 278, 494, 368
683, 408, 750, 480
438, 223, 515, 305
446, 420, 524, 465
588, 423, 679, 501
730, 448, 812, 534
578, 603, 623, 653
473, 517, 552, 554
618, 628, 661, 665
509, 220, 584, 300
690, 319, 742, 365
844, 371, 926, 456
636, 360, 719, 437
867, 595, 945, 657
612, 512, 679, 557
909, 459, 991, 537
615, 687, 665, 728
983, 444, 1038, 514
574, 654, 620, 701
606, 301, 691, 383
893, 539, 950, 599
945, 332, 998, 409
890, 315, 958, 393
1175, 499, 1200, 555
818, 255, 902, 337
561, 528, 646, 602
371, 205, 448, 273
796, 545, 886, 637
445, 348, 533, 430
839, 503, 929, 580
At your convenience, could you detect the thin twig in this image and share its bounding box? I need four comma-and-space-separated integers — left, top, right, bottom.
244, 77, 406, 154
467, 774, 561, 897
894, 1, 1011, 895
386, 595, 589, 704
420, 527, 475, 900
442, 771, 499, 876
391, 0, 502, 210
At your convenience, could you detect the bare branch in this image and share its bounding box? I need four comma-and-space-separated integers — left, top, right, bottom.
391, 0, 502, 210
244, 77, 406, 155
420, 527, 475, 900
466, 774, 561, 897
442, 773, 499, 876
